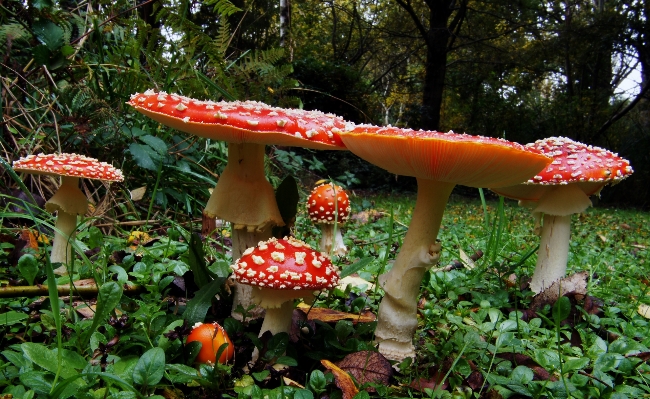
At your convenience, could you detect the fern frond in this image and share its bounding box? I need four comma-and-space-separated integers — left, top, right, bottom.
204, 0, 242, 17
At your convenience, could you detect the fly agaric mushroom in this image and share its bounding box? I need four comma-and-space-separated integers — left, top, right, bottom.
230, 237, 340, 337
339, 126, 552, 361
307, 182, 351, 256
187, 322, 234, 364
491, 137, 633, 294
13, 153, 123, 273
127, 90, 350, 318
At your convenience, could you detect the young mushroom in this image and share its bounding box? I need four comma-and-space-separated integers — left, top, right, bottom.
127, 90, 350, 318
230, 237, 340, 337
490, 137, 633, 294
186, 322, 235, 364
307, 182, 351, 256
339, 126, 552, 361
12, 153, 123, 273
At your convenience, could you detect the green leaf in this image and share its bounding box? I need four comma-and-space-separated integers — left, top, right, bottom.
275, 175, 299, 226
84, 282, 123, 344
32, 0, 54, 10
552, 296, 571, 323
33, 20, 64, 50
0, 311, 28, 326
140, 135, 168, 156
165, 363, 199, 383
184, 278, 224, 325
127, 143, 160, 171
19, 371, 51, 395
133, 347, 165, 387
340, 257, 373, 279
21, 343, 76, 379
275, 356, 298, 366
187, 232, 212, 287
17, 254, 39, 285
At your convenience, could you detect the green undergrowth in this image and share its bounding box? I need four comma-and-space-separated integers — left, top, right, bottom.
1, 189, 649, 399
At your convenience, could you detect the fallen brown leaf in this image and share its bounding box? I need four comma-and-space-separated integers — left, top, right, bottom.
336, 351, 392, 392
529, 272, 589, 312
297, 303, 376, 324
322, 359, 359, 399
408, 370, 447, 392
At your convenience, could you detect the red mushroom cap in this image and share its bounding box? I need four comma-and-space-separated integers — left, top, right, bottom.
128, 90, 350, 150
492, 137, 634, 200
12, 153, 124, 182
340, 125, 551, 188
307, 183, 351, 224
230, 237, 339, 291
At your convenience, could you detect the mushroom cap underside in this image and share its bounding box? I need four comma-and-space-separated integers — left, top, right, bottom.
128, 91, 349, 150
340, 126, 552, 188
13, 153, 123, 182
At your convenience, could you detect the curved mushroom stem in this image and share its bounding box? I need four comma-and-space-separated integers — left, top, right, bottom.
319, 223, 347, 256
204, 143, 284, 320
529, 214, 571, 294
375, 179, 454, 361
50, 209, 78, 268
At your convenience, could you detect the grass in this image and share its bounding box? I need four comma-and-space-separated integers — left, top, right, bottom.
1, 187, 650, 399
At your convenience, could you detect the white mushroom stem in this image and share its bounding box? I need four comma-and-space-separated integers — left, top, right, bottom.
375, 179, 454, 361
529, 214, 571, 293
50, 209, 78, 265
257, 300, 295, 337
46, 176, 88, 268
204, 143, 285, 320
319, 223, 347, 256
528, 184, 592, 294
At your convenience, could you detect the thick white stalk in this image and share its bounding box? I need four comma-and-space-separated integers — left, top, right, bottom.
257, 300, 294, 337
50, 209, 78, 267
375, 179, 455, 361
529, 214, 571, 293
204, 143, 283, 320
319, 223, 347, 256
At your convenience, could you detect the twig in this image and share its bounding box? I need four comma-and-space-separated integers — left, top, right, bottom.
0, 283, 143, 298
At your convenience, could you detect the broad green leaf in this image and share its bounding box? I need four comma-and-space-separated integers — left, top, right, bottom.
133, 347, 165, 387
340, 257, 373, 279
21, 343, 76, 379
0, 311, 28, 326
128, 143, 160, 171
140, 135, 168, 156
552, 296, 571, 323
17, 254, 39, 285
165, 363, 199, 383
33, 20, 63, 51
184, 278, 224, 325
187, 232, 212, 287
84, 282, 123, 344
19, 371, 51, 395
113, 356, 140, 384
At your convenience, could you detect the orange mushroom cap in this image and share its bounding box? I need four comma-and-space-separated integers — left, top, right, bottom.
128, 90, 351, 150
307, 183, 351, 224
339, 126, 551, 188
186, 322, 234, 364
13, 153, 123, 182
230, 237, 339, 291
492, 137, 634, 201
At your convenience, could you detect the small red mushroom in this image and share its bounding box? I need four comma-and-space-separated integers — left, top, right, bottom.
491, 137, 634, 293
307, 183, 351, 256
230, 237, 340, 337
13, 153, 123, 272
186, 322, 234, 364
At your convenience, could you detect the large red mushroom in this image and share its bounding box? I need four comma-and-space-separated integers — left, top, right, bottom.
339, 126, 551, 361
491, 137, 633, 293
13, 153, 123, 273
307, 182, 351, 256
127, 90, 350, 317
